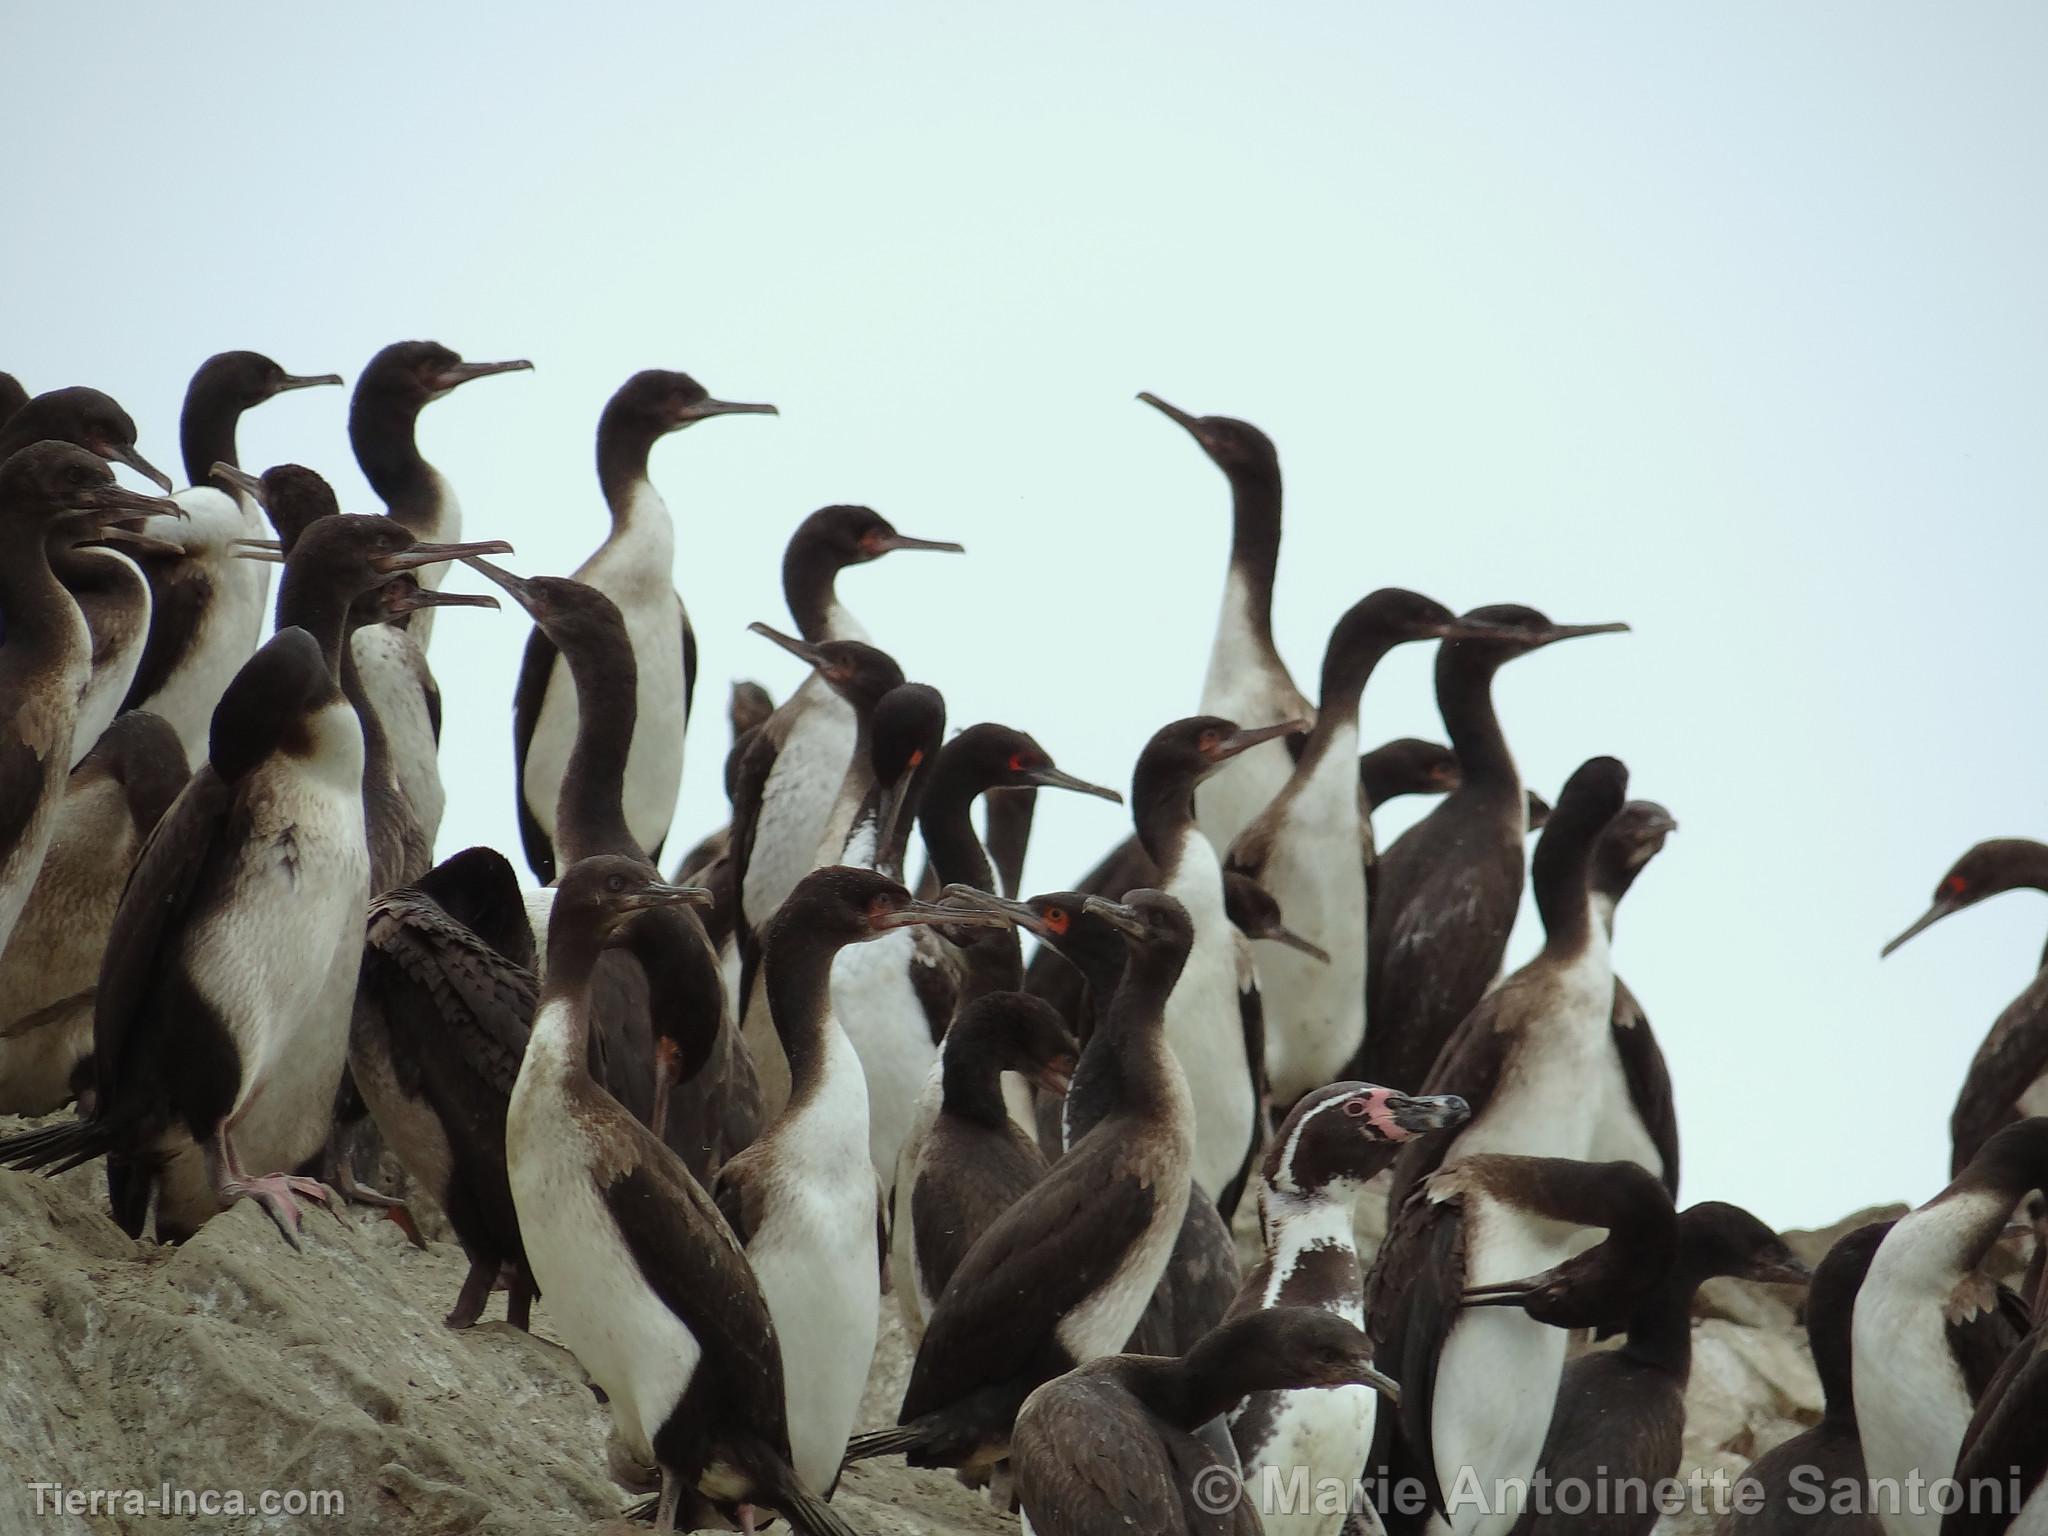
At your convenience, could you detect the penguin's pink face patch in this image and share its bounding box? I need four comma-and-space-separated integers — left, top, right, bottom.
1343, 1087, 1415, 1142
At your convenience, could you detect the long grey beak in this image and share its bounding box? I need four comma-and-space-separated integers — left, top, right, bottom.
463, 556, 540, 613
748, 621, 828, 669
1260, 925, 1331, 964
1136, 391, 1202, 433
435, 358, 534, 390
618, 881, 713, 912
275, 372, 344, 393
1882, 898, 1961, 958
210, 462, 266, 503
872, 897, 1013, 933
1081, 894, 1146, 939
374, 537, 515, 574
1352, 1360, 1402, 1404
684, 397, 778, 420
103, 441, 174, 494
871, 532, 966, 556
1021, 763, 1123, 803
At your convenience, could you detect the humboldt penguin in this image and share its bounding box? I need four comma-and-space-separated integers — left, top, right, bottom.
1131, 715, 1307, 1217
1226, 1083, 1470, 1536
1365, 1154, 1677, 1536
1362, 605, 1628, 1092
1720, 1220, 1894, 1536
512, 369, 776, 881
466, 558, 754, 1176
1511, 1203, 1809, 1536
0, 445, 180, 956
348, 341, 531, 868
1388, 757, 1671, 1208
1851, 1118, 2044, 1536
889, 990, 1077, 1343
355, 845, 540, 1329
846, 890, 1197, 1482
714, 866, 1011, 1494
1134, 391, 1309, 858
120, 351, 342, 764
1012, 1308, 1398, 1536
504, 855, 856, 1536
1224, 590, 1498, 1106
1882, 840, 2048, 1174
0, 711, 185, 1115
0, 515, 498, 1243
733, 505, 964, 954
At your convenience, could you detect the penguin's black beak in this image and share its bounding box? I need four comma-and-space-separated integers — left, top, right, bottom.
617, 880, 713, 913
683, 397, 778, 421
872, 898, 1013, 934
1383, 1091, 1471, 1137
376, 537, 515, 575
1081, 895, 1147, 940
1207, 720, 1307, 765
432, 358, 533, 392
274, 372, 344, 395
209, 462, 267, 504
1018, 763, 1123, 804
749, 621, 828, 670
97, 440, 174, 494
1882, 897, 1963, 958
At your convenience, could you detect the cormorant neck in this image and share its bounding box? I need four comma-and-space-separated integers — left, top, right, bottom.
1227, 463, 1283, 642
919, 765, 998, 894
1097, 938, 1189, 1118
1535, 832, 1600, 959
596, 409, 665, 516
1132, 762, 1200, 879
180, 377, 246, 493
1435, 649, 1516, 795
939, 1027, 1014, 1129
550, 624, 640, 863
1616, 1262, 1705, 1379
348, 388, 434, 522
783, 542, 848, 644
763, 929, 838, 1103
275, 575, 351, 678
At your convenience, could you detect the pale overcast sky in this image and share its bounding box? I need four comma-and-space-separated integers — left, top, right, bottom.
8, 3, 2046, 1229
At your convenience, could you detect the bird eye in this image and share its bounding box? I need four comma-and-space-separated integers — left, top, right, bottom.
606, 874, 627, 893
1199, 730, 1221, 751
1042, 906, 1068, 932
1945, 874, 1968, 897
1343, 1098, 1371, 1118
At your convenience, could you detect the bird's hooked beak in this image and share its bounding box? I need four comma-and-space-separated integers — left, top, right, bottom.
95, 524, 186, 558
374, 537, 514, 575
748, 621, 829, 670
432, 358, 533, 392
1080, 894, 1147, 939
70, 480, 186, 527
1136, 391, 1204, 436
463, 555, 541, 613
876, 751, 925, 861
681, 397, 778, 421
1348, 1358, 1403, 1404
95, 439, 174, 494
231, 539, 285, 565
1019, 762, 1122, 804
1528, 620, 1632, 647
1743, 1251, 1812, 1287
615, 880, 714, 913
1882, 897, 1964, 958
383, 581, 499, 617
273, 372, 344, 395
209, 462, 267, 504
1205, 720, 1306, 767
871, 897, 1014, 934
1256, 922, 1330, 964
940, 884, 1050, 936
869, 531, 966, 556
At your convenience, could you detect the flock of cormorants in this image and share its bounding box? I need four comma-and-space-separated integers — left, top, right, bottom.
0, 348, 2041, 1536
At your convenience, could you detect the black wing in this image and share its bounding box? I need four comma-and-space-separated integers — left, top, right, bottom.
1944, 1325, 2047, 1536
603, 1138, 788, 1440
119, 561, 209, 713
710, 1147, 761, 1248
1011, 1369, 1189, 1536
510, 623, 560, 883
912, 1119, 1049, 1306
903, 1152, 1164, 1422
681, 606, 698, 733
1364, 1181, 1467, 1530
1611, 977, 1681, 1197
725, 722, 783, 994
1949, 968, 2048, 1175
365, 889, 536, 1096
